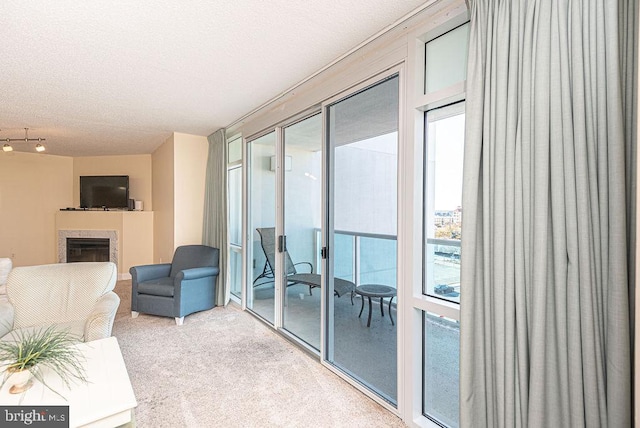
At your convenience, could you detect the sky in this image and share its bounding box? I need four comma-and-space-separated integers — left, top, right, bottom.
430, 112, 464, 211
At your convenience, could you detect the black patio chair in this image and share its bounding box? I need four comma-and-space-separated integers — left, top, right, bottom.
253, 227, 354, 302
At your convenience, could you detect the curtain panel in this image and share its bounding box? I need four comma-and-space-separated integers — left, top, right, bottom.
203, 129, 230, 306
460, 1, 637, 427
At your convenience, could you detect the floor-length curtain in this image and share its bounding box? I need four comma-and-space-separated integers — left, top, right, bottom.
203, 128, 230, 306
460, 1, 636, 427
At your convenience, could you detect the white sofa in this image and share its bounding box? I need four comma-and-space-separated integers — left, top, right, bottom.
0, 262, 120, 342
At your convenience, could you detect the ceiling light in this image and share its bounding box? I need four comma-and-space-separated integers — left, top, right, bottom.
0, 128, 47, 153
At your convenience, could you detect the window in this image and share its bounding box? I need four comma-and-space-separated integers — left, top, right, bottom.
424, 23, 469, 94
420, 22, 468, 428
423, 102, 465, 304
227, 135, 242, 300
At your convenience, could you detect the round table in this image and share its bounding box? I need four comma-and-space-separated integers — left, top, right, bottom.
355, 284, 396, 327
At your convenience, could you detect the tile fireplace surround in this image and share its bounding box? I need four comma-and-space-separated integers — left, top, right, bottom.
58, 230, 118, 267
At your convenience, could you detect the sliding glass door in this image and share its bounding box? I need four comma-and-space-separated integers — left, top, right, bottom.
247, 131, 276, 323
246, 118, 323, 352
281, 114, 323, 349
325, 74, 400, 404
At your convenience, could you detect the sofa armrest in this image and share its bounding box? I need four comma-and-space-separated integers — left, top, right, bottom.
0, 300, 14, 338
84, 292, 120, 342
175, 267, 220, 282
130, 263, 172, 283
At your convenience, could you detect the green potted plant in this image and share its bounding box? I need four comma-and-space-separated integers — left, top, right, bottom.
0, 325, 87, 395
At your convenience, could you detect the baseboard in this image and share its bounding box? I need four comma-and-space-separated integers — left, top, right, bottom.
118, 273, 132, 281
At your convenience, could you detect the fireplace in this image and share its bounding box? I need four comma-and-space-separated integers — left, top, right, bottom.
58, 230, 118, 268
67, 238, 110, 263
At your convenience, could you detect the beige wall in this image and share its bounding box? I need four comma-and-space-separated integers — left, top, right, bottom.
152, 134, 175, 263
173, 133, 208, 247
73, 154, 153, 210
0, 152, 73, 266
151, 132, 209, 263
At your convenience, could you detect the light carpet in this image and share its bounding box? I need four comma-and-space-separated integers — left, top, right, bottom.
112, 280, 405, 427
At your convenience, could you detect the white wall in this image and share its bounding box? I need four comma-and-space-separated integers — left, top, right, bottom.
333, 133, 398, 236
284, 147, 322, 269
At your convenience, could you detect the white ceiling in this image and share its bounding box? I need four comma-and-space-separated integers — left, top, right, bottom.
0, 1, 427, 157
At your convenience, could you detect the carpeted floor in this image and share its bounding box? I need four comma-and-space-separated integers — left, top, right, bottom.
112, 280, 405, 427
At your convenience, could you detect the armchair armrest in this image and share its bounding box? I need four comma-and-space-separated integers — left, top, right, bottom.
294, 262, 314, 274
130, 263, 172, 283
84, 292, 120, 342
0, 300, 14, 338
175, 267, 220, 282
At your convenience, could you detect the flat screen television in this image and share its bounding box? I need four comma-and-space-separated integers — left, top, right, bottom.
80, 175, 129, 209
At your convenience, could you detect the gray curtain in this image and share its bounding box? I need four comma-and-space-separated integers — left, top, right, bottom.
460, 1, 636, 427
203, 128, 230, 306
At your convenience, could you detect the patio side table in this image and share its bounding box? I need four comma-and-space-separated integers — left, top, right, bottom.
355, 284, 396, 327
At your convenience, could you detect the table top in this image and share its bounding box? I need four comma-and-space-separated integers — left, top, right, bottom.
0, 336, 137, 428
355, 284, 397, 297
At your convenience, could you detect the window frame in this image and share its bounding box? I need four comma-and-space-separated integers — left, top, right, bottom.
226, 134, 243, 303
405, 16, 469, 428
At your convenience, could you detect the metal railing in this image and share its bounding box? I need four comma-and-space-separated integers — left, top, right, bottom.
315, 228, 397, 288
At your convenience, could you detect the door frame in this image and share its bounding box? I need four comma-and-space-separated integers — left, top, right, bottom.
320, 64, 405, 414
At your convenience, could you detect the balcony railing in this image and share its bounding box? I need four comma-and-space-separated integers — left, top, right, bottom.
425, 238, 460, 303
315, 229, 397, 289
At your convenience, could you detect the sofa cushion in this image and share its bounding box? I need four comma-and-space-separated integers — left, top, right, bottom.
137, 277, 175, 297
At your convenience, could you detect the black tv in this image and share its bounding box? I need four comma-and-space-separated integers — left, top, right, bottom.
80, 175, 129, 209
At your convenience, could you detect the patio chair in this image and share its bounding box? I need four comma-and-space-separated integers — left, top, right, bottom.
253, 227, 354, 302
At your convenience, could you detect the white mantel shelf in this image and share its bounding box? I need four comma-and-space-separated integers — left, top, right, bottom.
55, 210, 153, 278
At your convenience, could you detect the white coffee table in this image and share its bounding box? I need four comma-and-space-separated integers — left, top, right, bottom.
0, 336, 137, 428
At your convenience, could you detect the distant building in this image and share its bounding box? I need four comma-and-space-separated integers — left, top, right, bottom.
434, 210, 454, 226
453, 206, 462, 224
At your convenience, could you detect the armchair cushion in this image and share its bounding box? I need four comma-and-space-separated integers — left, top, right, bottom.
137, 277, 175, 297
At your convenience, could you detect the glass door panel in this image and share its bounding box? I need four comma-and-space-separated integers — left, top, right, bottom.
248, 131, 276, 323
326, 75, 399, 404
282, 114, 322, 349
228, 165, 242, 299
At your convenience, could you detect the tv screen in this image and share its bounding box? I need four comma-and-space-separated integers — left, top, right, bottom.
80, 175, 129, 209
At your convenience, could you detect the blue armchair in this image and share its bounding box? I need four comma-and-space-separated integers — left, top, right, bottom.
130, 245, 220, 325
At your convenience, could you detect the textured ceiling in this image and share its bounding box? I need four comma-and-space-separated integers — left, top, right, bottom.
0, 1, 426, 157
